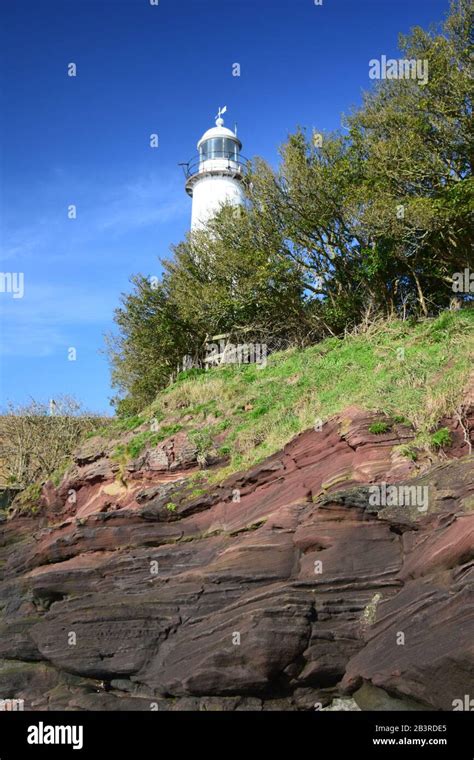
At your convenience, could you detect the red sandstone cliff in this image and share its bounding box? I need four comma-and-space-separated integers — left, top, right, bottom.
0, 406, 472, 711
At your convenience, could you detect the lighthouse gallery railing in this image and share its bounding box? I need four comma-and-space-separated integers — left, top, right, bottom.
181, 152, 250, 180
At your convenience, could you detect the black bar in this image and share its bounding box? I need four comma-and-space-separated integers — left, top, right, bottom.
0, 711, 472, 758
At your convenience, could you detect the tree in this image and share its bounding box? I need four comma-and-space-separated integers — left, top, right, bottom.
346, 0, 473, 314
165, 206, 313, 348
105, 275, 199, 414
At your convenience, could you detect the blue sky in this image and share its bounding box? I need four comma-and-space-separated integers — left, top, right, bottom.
0, 0, 450, 413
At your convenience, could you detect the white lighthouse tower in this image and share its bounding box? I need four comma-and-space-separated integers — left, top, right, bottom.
184, 107, 246, 231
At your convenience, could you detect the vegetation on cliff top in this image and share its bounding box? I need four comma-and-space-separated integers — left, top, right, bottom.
107, 0, 473, 415
0, 397, 106, 491
3, 309, 472, 514
126, 309, 473, 480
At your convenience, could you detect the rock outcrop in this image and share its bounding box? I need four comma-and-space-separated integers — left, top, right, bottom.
0, 407, 472, 710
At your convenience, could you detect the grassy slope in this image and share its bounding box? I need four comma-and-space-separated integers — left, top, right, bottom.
9, 311, 473, 515
114, 310, 473, 482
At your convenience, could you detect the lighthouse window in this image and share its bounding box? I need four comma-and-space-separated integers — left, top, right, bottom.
222, 138, 238, 159
200, 138, 238, 161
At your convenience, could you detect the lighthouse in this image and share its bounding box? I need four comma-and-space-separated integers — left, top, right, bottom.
184, 107, 246, 231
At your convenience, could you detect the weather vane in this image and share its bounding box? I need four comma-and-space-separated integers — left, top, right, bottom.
216, 105, 227, 122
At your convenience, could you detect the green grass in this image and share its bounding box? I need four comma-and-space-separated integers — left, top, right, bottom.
11, 313, 471, 511
392, 415, 409, 424
12, 483, 43, 514
85, 417, 142, 439
112, 424, 184, 461
143, 311, 473, 479
189, 428, 214, 456
50, 458, 73, 487
394, 444, 418, 462
430, 427, 452, 449
188, 488, 206, 499
369, 422, 391, 434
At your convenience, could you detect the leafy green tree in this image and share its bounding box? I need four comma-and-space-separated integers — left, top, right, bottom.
346, 0, 473, 313
106, 276, 199, 414
165, 206, 313, 348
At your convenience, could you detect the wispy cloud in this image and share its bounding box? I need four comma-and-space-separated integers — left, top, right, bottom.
0, 168, 187, 264
0, 167, 188, 359
96, 175, 185, 234
0, 282, 116, 357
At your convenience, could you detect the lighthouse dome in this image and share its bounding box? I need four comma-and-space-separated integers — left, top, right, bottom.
197, 124, 241, 150
197, 112, 242, 151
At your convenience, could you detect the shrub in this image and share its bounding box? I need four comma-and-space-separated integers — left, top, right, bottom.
368, 422, 390, 435
430, 427, 452, 449
0, 397, 105, 490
